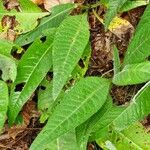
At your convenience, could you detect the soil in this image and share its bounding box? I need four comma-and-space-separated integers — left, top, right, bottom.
0, 0, 149, 150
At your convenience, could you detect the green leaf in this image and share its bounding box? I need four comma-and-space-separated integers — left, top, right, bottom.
120, 0, 149, 12
30, 77, 110, 150
43, 131, 78, 150
90, 82, 150, 140
89, 106, 125, 141
38, 79, 53, 111
8, 31, 55, 125
104, 0, 128, 29
97, 122, 150, 150
113, 61, 150, 86
123, 4, 150, 65
16, 3, 75, 46
113, 82, 150, 131
53, 14, 90, 100
19, 0, 42, 12
113, 46, 121, 75
0, 81, 8, 131
76, 95, 113, 150
0, 39, 14, 57
0, 1, 48, 34
0, 54, 17, 82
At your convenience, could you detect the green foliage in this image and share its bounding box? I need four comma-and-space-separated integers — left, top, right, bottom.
42, 131, 78, 150
0, 0, 48, 34
0, 81, 8, 132
113, 46, 121, 75
113, 82, 150, 131
52, 14, 90, 100
97, 122, 150, 149
16, 3, 75, 46
0, 1, 150, 149
104, 0, 128, 29
8, 31, 55, 125
76, 95, 113, 150
0, 40, 14, 57
113, 61, 150, 85
120, 0, 149, 12
30, 77, 110, 149
0, 54, 17, 82
124, 4, 150, 65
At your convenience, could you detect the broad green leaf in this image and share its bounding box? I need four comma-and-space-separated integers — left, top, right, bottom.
8, 31, 55, 125
89, 106, 125, 141
0, 39, 14, 57
124, 4, 150, 65
97, 122, 150, 150
0, 1, 48, 34
0, 81, 8, 131
90, 82, 150, 140
104, 0, 128, 29
30, 77, 110, 150
113, 61, 150, 86
16, 3, 75, 46
113, 47, 121, 75
113, 82, 150, 131
53, 14, 90, 100
76, 95, 113, 150
44, 131, 78, 150
120, 0, 149, 12
0, 54, 17, 82
19, 0, 42, 12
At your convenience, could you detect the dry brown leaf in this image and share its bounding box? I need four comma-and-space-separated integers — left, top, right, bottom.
44, 0, 74, 11
32, 0, 44, 5
4, 0, 19, 10
0, 15, 18, 41
8, 125, 26, 139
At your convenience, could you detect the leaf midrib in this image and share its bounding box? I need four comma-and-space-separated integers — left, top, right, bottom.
44, 84, 105, 141
125, 34, 150, 64
12, 44, 53, 113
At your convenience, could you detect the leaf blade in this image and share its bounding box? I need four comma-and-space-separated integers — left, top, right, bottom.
104, 0, 128, 29
8, 32, 55, 125
16, 3, 75, 45
53, 14, 90, 100
123, 4, 150, 65
30, 77, 110, 150
113, 62, 150, 85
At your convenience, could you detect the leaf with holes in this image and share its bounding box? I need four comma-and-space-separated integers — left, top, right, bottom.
8, 31, 55, 125
113, 61, 150, 86
0, 81, 8, 132
97, 122, 150, 149
30, 77, 110, 150
0, 0, 48, 34
123, 4, 150, 65
53, 14, 90, 100
16, 3, 75, 46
